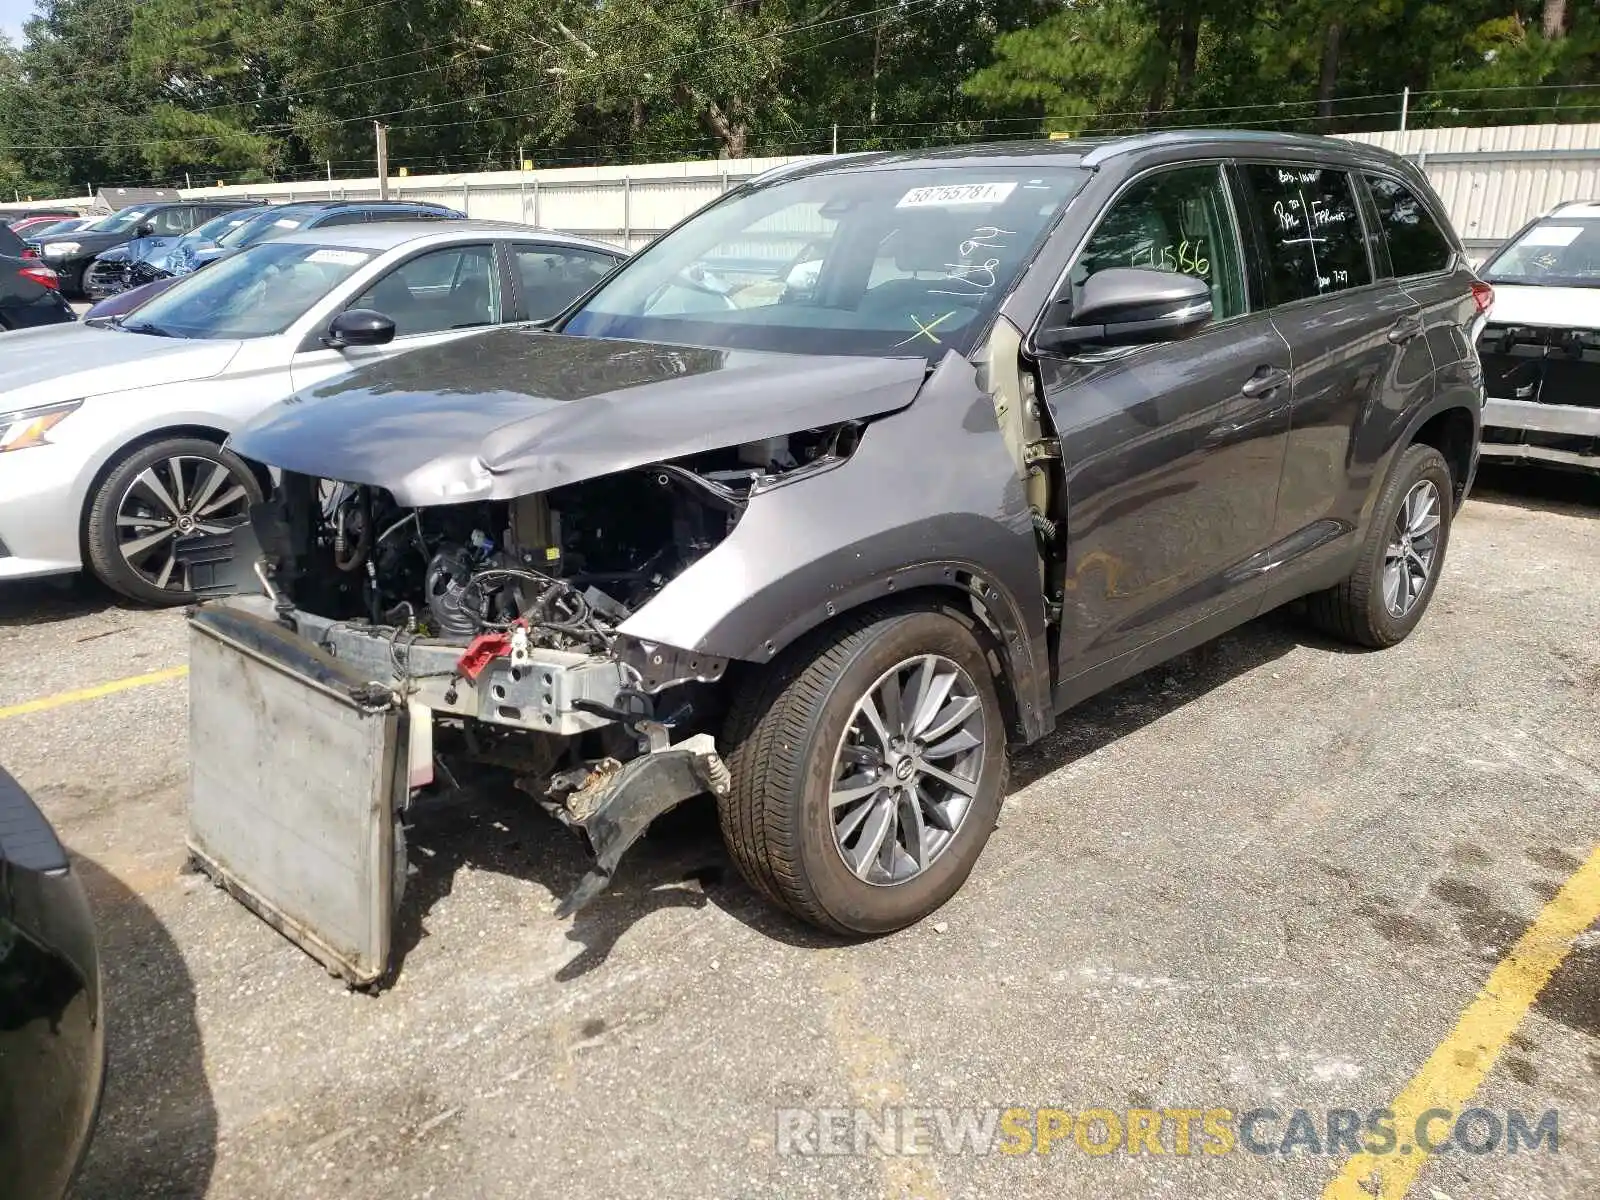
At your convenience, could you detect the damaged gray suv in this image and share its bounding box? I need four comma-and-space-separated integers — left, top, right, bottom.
185, 132, 1484, 979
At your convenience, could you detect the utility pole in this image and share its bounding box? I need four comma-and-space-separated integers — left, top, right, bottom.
326, 160, 333, 185
185, 172, 192, 190
832, 124, 838, 155
1399, 86, 1410, 132
375, 122, 390, 200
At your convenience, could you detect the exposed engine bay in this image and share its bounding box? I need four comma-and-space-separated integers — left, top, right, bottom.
177, 420, 874, 967
266, 424, 861, 653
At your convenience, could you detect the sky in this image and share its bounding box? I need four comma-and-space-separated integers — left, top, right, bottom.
0, 0, 34, 46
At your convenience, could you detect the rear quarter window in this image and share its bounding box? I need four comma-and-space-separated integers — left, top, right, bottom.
1365, 175, 1453, 277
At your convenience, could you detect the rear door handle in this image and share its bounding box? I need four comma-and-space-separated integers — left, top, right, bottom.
1240, 366, 1291, 399
1387, 315, 1424, 344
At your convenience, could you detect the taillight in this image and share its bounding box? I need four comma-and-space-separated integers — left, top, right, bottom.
1471, 280, 1494, 314
18, 265, 59, 290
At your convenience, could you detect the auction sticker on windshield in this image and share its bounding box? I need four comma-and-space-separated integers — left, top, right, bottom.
898, 182, 1018, 208
1522, 226, 1584, 247
307, 249, 370, 266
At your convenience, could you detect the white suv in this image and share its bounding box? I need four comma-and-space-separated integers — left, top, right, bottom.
1477, 200, 1600, 469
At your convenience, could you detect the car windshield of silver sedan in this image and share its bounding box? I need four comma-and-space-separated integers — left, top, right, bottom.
118, 242, 374, 340
561, 165, 1086, 355
1483, 214, 1600, 287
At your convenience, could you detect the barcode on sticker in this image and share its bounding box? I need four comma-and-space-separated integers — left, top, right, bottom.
897, 182, 1018, 208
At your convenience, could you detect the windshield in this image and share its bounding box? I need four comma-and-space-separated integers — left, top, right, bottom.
120, 242, 374, 340
29, 219, 84, 238
1483, 215, 1600, 286
184, 209, 262, 247
219, 209, 307, 248
562, 165, 1086, 355
84, 206, 152, 234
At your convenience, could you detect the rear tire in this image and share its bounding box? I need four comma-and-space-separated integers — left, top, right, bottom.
1305, 443, 1453, 648
85, 436, 263, 607
719, 606, 1008, 935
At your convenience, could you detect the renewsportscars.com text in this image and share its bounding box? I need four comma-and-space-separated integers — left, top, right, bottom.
775, 1105, 1559, 1158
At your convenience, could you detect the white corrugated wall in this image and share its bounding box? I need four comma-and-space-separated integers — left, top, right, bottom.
7, 126, 1600, 254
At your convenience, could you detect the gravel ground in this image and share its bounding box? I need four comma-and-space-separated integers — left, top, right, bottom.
2, 463, 1598, 1200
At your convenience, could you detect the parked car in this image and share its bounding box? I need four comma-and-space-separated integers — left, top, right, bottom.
167, 199, 467, 277
1476, 199, 1600, 469
0, 221, 625, 603
0, 765, 106, 1200
198, 132, 1485, 951
22, 217, 93, 242
80, 208, 274, 308
0, 207, 78, 228
0, 223, 74, 330
28, 199, 259, 297
5, 214, 84, 240
139, 206, 268, 278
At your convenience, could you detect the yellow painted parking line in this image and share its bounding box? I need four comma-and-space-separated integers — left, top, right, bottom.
1323, 845, 1600, 1200
820, 962, 948, 1200
0, 665, 189, 721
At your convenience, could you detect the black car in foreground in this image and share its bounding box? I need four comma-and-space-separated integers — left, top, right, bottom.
0, 766, 105, 1197
0, 222, 74, 330
181, 132, 1485, 983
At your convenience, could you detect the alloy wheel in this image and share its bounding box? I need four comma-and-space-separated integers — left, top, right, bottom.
114, 455, 252, 593
828, 653, 988, 886
1382, 479, 1442, 618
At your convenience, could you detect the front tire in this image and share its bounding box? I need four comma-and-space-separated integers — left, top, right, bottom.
1306, 443, 1454, 648
720, 607, 1008, 935
84, 437, 263, 606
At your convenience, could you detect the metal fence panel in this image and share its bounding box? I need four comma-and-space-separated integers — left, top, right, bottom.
10, 128, 1600, 258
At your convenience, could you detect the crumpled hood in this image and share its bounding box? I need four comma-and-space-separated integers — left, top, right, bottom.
0, 324, 241, 410
1484, 283, 1600, 329
230, 329, 930, 506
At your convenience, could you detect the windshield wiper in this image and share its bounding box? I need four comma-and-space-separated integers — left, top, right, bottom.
121, 319, 183, 338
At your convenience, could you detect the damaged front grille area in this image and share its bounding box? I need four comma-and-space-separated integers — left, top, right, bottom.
1479, 323, 1600, 410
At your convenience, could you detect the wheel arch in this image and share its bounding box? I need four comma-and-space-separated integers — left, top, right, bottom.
1408, 403, 1479, 510
728, 570, 1053, 747
1359, 395, 1481, 533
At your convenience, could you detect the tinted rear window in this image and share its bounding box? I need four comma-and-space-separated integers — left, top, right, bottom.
1365, 175, 1452, 277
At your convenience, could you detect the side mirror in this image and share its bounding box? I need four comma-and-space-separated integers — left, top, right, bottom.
323, 308, 396, 349
134, 222, 155, 238
1036, 267, 1213, 353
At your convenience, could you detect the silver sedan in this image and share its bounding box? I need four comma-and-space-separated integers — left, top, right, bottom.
0, 221, 624, 603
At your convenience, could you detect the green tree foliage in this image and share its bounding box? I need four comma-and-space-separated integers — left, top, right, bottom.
0, 0, 1596, 195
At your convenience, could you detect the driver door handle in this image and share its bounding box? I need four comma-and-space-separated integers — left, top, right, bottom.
1387, 315, 1424, 343
1240, 366, 1291, 399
